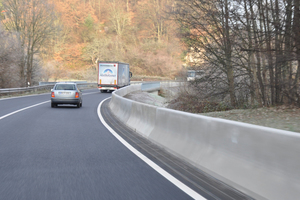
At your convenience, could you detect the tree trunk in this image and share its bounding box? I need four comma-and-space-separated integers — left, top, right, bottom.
263, 0, 275, 105
283, 0, 292, 104
293, 0, 300, 105
224, 0, 236, 106
272, 0, 282, 104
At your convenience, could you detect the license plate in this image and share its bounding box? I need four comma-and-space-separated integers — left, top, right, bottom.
59, 92, 71, 94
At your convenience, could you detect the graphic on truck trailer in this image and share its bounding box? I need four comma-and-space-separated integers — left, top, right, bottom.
98, 64, 117, 85
102, 69, 115, 76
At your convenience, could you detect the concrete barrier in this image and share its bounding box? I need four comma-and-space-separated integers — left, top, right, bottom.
127, 101, 157, 137
141, 82, 160, 92
109, 82, 300, 200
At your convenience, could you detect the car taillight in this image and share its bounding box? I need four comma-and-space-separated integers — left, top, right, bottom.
51, 92, 55, 97
75, 92, 79, 98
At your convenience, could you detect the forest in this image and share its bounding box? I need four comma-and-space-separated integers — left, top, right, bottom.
0, 0, 182, 86
175, 0, 300, 107
1, 0, 300, 107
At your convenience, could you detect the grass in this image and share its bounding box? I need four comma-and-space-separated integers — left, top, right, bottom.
199, 106, 300, 133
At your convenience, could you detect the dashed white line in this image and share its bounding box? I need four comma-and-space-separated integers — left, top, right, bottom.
0, 91, 99, 120
0, 101, 50, 120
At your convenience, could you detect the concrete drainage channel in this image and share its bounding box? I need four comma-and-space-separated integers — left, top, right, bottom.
109, 82, 300, 200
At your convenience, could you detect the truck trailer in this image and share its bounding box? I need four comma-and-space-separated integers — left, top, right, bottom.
97, 61, 132, 92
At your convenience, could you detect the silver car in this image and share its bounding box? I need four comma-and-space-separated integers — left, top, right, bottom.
51, 82, 82, 108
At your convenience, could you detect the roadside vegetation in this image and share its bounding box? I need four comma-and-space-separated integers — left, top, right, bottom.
1, 0, 300, 118
125, 86, 300, 133
165, 85, 300, 133
173, 0, 300, 108
0, 0, 182, 88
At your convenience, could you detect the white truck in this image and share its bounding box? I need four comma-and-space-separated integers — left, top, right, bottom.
97, 61, 132, 93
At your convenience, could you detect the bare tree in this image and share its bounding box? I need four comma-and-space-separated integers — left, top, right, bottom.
108, 0, 130, 37
1, 0, 59, 86
174, 0, 238, 106
174, 0, 300, 108
292, 0, 300, 105
83, 35, 126, 69
0, 24, 22, 88
136, 0, 174, 42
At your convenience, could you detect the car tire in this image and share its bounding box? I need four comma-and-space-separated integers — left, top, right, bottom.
51, 103, 55, 108
77, 103, 80, 108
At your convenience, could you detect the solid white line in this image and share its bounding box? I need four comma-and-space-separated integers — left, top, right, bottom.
97, 98, 206, 200
0, 101, 50, 120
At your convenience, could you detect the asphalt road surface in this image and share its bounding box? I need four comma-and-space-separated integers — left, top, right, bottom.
0, 89, 254, 200
0, 89, 194, 200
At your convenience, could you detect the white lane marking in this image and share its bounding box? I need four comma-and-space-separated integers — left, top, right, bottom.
0, 101, 50, 120
0, 92, 99, 120
0, 92, 98, 120
97, 98, 206, 200
0, 93, 49, 101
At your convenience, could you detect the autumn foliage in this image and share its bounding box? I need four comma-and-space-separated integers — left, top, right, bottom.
49, 0, 182, 80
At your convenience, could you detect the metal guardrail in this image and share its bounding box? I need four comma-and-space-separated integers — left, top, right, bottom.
77, 83, 97, 90
0, 85, 55, 95
0, 81, 177, 96
39, 81, 88, 85
140, 81, 183, 92
0, 82, 97, 96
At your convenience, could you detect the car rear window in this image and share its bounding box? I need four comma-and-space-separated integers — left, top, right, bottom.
55, 84, 76, 90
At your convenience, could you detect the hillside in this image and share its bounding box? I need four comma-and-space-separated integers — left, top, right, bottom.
2, 0, 299, 110
50, 0, 183, 80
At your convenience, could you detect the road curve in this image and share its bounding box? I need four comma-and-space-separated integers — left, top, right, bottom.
0, 89, 193, 200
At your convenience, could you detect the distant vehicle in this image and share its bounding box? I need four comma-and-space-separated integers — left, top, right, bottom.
187, 70, 204, 81
51, 82, 82, 108
97, 61, 132, 93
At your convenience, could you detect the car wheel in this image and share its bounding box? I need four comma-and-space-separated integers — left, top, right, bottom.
77, 103, 80, 108
51, 103, 55, 108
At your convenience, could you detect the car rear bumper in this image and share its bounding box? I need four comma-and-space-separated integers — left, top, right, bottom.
51, 98, 81, 104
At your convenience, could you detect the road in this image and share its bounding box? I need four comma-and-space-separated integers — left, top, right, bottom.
0, 89, 253, 200
0, 89, 194, 200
